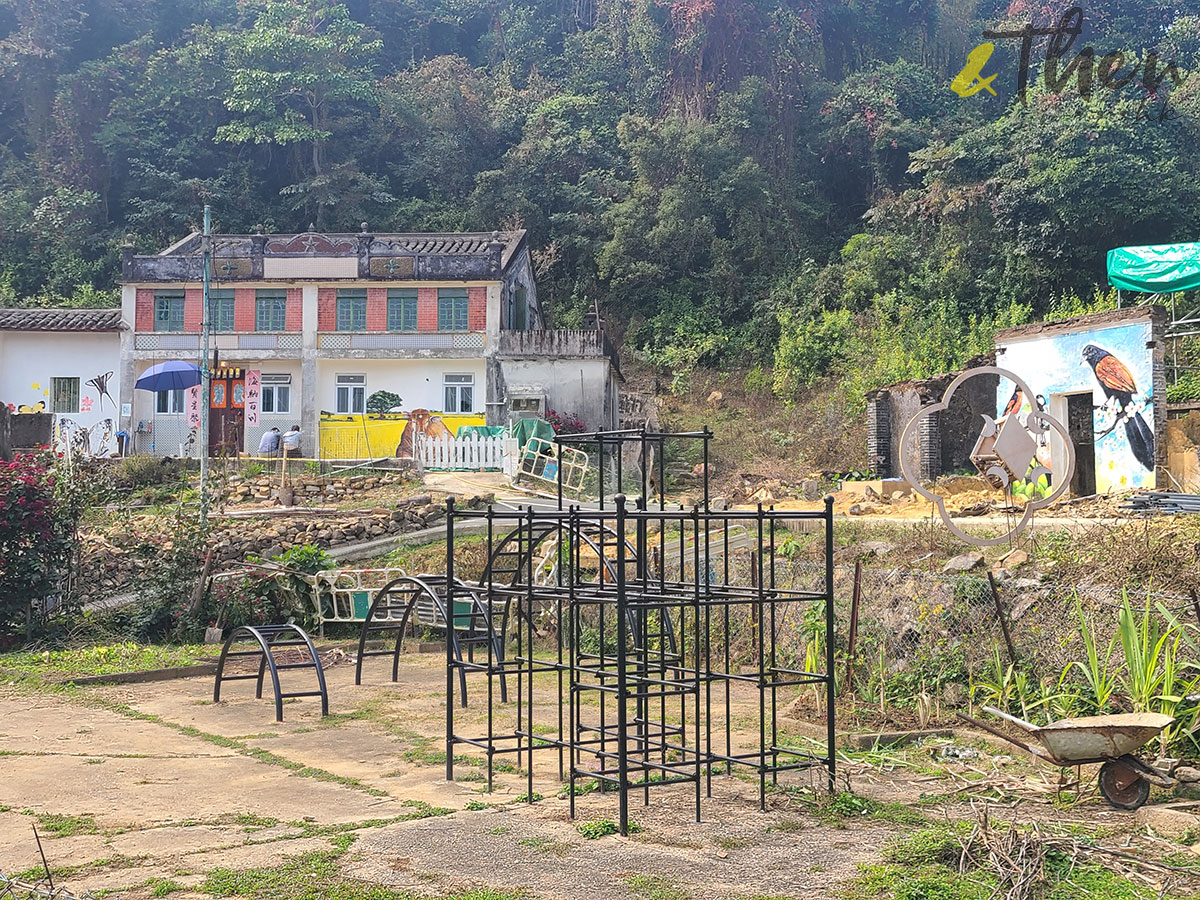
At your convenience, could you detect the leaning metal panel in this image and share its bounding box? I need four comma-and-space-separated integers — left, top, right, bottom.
443, 488, 837, 835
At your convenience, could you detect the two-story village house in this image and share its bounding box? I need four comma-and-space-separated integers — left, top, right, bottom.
1, 226, 620, 459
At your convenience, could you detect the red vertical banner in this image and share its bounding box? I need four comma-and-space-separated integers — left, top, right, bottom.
186, 384, 202, 428
244, 369, 261, 427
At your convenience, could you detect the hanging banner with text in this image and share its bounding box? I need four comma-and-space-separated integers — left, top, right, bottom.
244, 369, 261, 427
186, 384, 203, 428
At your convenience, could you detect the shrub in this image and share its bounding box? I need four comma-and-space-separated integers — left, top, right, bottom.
115, 454, 178, 490
545, 409, 584, 435
0, 453, 85, 643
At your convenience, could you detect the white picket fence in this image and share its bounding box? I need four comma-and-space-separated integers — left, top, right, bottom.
417, 433, 505, 471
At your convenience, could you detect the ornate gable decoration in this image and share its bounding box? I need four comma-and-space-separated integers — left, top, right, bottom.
265, 231, 357, 256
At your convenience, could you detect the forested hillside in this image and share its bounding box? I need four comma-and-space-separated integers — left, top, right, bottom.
2, 0, 1198, 405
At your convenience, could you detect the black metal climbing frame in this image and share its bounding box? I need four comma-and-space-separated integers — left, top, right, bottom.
443, 428, 837, 834
213, 624, 330, 722
355, 574, 510, 705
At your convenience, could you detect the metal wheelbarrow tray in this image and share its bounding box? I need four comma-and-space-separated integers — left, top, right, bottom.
957, 705, 1176, 810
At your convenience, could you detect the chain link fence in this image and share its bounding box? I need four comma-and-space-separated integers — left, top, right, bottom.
694, 549, 1200, 728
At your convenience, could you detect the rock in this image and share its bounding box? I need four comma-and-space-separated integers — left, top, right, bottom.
706, 390, 723, 407
859, 541, 893, 558
1175, 766, 1200, 784
710, 496, 728, 511
942, 682, 967, 706
1008, 578, 1043, 591
942, 552, 984, 573
1001, 549, 1029, 568
1137, 801, 1200, 839
1010, 595, 1039, 621
848, 503, 864, 516
863, 485, 880, 501
802, 480, 821, 501
1153, 757, 1181, 776
950, 502, 989, 518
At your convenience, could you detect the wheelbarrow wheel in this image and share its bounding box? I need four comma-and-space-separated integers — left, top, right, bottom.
1098, 758, 1150, 810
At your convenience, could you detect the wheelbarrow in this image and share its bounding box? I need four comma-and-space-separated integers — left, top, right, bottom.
957, 706, 1176, 810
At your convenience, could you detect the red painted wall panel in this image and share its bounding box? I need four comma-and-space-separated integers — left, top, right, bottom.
234, 288, 256, 332
286, 289, 302, 331
317, 288, 337, 331
184, 288, 202, 331
135, 289, 155, 331
417, 287, 438, 331
366, 287, 388, 332
468, 286, 487, 331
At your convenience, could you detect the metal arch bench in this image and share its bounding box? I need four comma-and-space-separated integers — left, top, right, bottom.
213, 624, 330, 722
355, 575, 510, 705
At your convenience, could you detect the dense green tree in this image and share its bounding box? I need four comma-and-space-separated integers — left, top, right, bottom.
0, 0, 1195, 407
213, 0, 385, 224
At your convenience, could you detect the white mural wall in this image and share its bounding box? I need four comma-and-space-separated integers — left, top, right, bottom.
996, 319, 1155, 493
0, 330, 122, 456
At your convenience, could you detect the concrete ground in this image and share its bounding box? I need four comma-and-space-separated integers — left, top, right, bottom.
0, 652, 1179, 899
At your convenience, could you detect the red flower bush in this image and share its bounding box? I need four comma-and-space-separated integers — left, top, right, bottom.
545, 409, 585, 435
0, 453, 80, 641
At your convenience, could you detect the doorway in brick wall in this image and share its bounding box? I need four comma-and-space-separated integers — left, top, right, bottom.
210, 366, 245, 456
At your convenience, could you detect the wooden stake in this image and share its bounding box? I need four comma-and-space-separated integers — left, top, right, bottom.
988, 570, 1018, 665
845, 560, 862, 691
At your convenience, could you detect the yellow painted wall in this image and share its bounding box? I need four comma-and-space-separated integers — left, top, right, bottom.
318, 412, 485, 459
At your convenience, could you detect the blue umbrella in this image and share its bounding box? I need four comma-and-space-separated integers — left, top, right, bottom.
134, 360, 202, 392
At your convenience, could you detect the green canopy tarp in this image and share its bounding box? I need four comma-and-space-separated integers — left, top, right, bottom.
510, 417, 555, 460
458, 425, 506, 438
1107, 243, 1200, 293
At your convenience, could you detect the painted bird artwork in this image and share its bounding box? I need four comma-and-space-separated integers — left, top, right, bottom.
1002, 387, 1023, 417
1081, 344, 1155, 470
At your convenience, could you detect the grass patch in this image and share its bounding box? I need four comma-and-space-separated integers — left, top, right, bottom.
146, 878, 187, 897
24, 811, 101, 838
797, 791, 927, 829
625, 874, 692, 900
517, 835, 572, 856
234, 813, 280, 831
0, 642, 222, 682
846, 863, 992, 900
882, 825, 969, 867
847, 826, 1179, 900
576, 819, 618, 839
203, 849, 522, 900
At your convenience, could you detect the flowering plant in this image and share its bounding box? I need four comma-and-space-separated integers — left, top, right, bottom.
0, 452, 82, 641
545, 409, 585, 435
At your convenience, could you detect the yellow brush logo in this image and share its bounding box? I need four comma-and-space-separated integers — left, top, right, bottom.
951, 43, 998, 97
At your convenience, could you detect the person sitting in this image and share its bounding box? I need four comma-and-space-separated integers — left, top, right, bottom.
258, 426, 281, 457
281, 424, 302, 458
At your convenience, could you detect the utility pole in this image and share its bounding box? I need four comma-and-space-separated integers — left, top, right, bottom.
199, 205, 212, 519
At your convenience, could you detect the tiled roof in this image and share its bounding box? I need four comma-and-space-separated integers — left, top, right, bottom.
0, 307, 123, 332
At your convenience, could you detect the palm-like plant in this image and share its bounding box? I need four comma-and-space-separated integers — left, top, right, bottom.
1072, 601, 1120, 714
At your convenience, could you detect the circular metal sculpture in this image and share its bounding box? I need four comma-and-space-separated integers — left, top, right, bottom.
898, 366, 1076, 548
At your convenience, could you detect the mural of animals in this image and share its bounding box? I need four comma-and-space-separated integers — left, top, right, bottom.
996, 320, 1156, 493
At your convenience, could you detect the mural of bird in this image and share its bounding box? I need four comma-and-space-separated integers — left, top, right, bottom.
1081, 343, 1155, 471
1002, 387, 1023, 417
